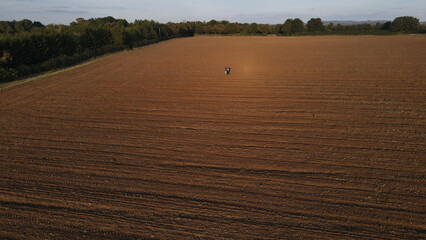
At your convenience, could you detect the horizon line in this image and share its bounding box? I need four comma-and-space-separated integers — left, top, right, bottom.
2, 17, 426, 26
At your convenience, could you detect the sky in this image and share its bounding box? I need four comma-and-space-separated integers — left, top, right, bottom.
1, 0, 425, 25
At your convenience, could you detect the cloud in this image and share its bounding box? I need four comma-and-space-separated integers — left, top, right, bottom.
16, 10, 43, 14
51, 6, 71, 9
46, 9, 89, 14
82, 6, 127, 10
44, 5, 90, 15
227, 11, 313, 23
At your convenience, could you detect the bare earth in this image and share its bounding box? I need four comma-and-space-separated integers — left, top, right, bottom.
0, 36, 425, 239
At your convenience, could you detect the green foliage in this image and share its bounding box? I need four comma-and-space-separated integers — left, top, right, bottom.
0, 67, 18, 82
325, 23, 334, 32
391, 16, 420, 32
249, 23, 260, 34
192, 21, 275, 35
291, 18, 305, 34
381, 21, 392, 31
307, 18, 324, 32
0, 19, 45, 35
281, 19, 293, 35
178, 22, 195, 36
421, 24, 426, 34
79, 28, 113, 50
224, 23, 239, 35
259, 24, 273, 35
207, 20, 219, 26
14, 19, 33, 33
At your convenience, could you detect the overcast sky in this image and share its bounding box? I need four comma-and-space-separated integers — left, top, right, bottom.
1, 0, 425, 24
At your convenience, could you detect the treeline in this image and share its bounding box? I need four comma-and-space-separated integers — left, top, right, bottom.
192, 16, 424, 36
0, 17, 195, 82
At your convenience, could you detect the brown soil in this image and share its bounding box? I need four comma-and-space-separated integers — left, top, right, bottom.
0, 35, 425, 239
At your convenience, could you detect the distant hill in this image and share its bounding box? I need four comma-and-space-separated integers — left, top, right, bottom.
323, 20, 389, 26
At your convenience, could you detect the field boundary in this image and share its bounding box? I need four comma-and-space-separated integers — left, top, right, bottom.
0, 37, 182, 92
0, 53, 116, 91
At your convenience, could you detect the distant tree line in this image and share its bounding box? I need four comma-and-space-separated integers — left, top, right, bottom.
192, 16, 423, 36
0, 17, 195, 82
1, 16, 423, 82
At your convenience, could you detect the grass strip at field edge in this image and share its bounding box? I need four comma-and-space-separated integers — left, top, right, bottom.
0, 53, 119, 92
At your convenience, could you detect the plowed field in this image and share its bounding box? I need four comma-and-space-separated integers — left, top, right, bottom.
0, 36, 425, 239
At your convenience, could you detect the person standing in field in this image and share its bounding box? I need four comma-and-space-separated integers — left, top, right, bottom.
225, 66, 231, 75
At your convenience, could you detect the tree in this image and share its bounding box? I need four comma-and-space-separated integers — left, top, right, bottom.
360, 23, 373, 31
259, 24, 272, 35
14, 19, 33, 33
335, 24, 344, 32
207, 20, 218, 26
110, 27, 125, 47
391, 16, 420, 32
45, 24, 65, 33
178, 22, 195, 36
0, 67, 18, 82
281, 19, 293, 35
307, 18, 324, 32
220, 20, 230, 25
0, 50, 13, 67
381, 21, 392, 31
0, 51, 18, 81
224, 23, 238, 34
291, 18, 304, 34
194, 21, 205, 35
32, 21, 44, 29
249, 23, 260, 34
325, 23, 335, 32
212, 24, 225, 34
76, 18, 86, 24
272, 24, 281, 35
